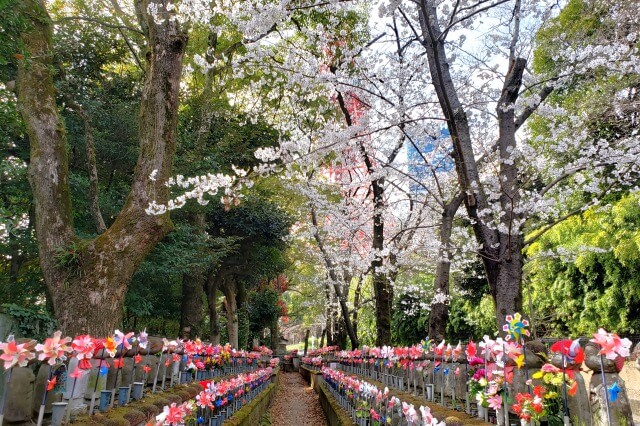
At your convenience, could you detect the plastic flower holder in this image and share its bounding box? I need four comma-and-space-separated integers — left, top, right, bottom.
99, 390, 111, 412
117, 386, 129, 406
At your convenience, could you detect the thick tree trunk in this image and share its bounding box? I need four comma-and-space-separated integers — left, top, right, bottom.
352, 275, 362, 339
270, 321, 278, 350
428, 195, 463, 340
206, 272, 220, 345
180, 272, 203, 339
310, 206, 359, 348
418, 0, 525, 327
236, 281, 249, 349
61, 93, 107, 234
180, 213, 206, 339
16, 0, 186, 336
221, 280, 238, 348
370, 180, 393, 346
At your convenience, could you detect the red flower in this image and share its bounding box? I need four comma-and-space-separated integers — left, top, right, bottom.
134, 354, 142, 364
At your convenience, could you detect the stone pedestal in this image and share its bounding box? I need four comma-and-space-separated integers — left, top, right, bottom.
33, 364, 63, 416
64, 358, 90, 413
585, 342, 633, 426
3, 367, 35, 425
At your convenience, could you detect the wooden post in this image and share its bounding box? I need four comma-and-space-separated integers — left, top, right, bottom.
303, 329, 311, 356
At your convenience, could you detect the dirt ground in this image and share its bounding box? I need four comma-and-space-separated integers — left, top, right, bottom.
267, 372, 328, 426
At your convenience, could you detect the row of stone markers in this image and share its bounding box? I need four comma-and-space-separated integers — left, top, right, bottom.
302, 318, 636, 425
0, 331, 275, 426
150, 366, 277, 426
322, 367, 446, 426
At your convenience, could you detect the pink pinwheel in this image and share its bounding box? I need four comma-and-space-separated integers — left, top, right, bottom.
465, 340, 477, 358
480, 335, 496, 359
114, 330, 134, 351
434, 340, 445, 356
36, 331, 72, 365
195, 391, 211, 408
159, 402, 186, 425
590, 328, 632, 360
409, 345, 422, 359
0, 335, 35, 369
69, 368, 85, 379
452, 342, 462, 360
137, 330, 149, 350
402, 402, 419, 424
72, 335, 95, 369
420, 405, 434, 424
503, 340, 523, 362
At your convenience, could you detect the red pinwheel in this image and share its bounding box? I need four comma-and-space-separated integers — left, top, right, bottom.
550, 339, 585, 364
72, 335, 96, 369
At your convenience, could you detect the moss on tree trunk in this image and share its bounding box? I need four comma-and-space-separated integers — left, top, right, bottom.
16, 0, 187, 335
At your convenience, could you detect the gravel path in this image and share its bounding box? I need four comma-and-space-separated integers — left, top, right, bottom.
268, 372, 328, 426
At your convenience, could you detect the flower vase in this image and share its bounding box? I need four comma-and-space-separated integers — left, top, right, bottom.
50, 402, 67, 426
117, 387, 129, 407
477, 405, 485, 420
131, 382, 144, 400
99, 390, 111, 412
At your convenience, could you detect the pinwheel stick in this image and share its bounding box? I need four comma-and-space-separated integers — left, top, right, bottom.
89, 358, 104, 416
111, 342, 126, 408
561, 353, 570, 425
521, 338, 531, 394
599, 354, 612, 426
0, 367, 14, 426
36, 367, 54, 426
143, 352, 151, 383
128, 345, 140, 402
502, 341, 508, 425
152, 349, 164, 393
483, 350, 488, 422
66, 373, 80, 423
440, 351, 445, 406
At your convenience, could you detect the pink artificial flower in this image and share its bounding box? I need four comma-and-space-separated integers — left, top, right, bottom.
36, 331, 72, 365
469, 356, 485, 366
72, 335, 95, 369
472, 369, 486, 381
488, 394, 502, 411
541, 363, 561, 373
370, 409, 380, 421
0, 335, 35, 369
590, 328, 632, 360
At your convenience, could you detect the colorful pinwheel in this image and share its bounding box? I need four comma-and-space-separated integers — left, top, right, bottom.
590, 328, 632, 360
0, 335, 35, 369
35, 331, 72, 365
502, 313, 530, 342
72, 335, 95, 369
